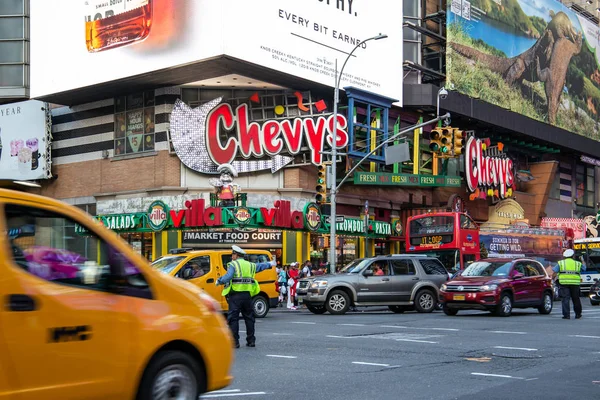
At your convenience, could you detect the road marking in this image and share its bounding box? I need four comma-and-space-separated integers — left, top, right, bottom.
209, 390, 241, 394
338, 323, 365, 326
266, 354, 297, 359
272, 333, 294, 336
471, 372, 524, 380
395, 339, 438, 344
489, 331, 527, 335
569, 335, 600, 339
326, 335, 355, 339
291, 321, 317, 325
380, 325, 459, 331
352, 361, 392, 367
493, 346, 537, 351
202, 392, 267, 398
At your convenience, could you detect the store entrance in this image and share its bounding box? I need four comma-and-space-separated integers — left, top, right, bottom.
121, 232, 153, 260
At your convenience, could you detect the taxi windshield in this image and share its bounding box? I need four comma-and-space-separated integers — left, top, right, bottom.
462, 261, 512, 277
151, 256, 185, 274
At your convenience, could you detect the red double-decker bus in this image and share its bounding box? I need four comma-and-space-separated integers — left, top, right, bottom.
406, 212, 480, 272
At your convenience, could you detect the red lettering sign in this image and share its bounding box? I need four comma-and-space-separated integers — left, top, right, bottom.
205, 100, 349, 166
466, 136, 514, 199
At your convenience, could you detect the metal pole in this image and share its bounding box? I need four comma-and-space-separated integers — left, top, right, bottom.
329, 34, 387, 275
330, 59, 338, 275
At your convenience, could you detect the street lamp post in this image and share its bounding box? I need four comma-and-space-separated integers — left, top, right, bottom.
329, 33, 388, 274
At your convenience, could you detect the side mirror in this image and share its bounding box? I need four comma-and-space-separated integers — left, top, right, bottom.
363, 270, 374, 277
511, 271, 524, 279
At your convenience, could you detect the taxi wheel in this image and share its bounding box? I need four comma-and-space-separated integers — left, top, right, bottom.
137, 350, 203, 400
252, 296, 269, 318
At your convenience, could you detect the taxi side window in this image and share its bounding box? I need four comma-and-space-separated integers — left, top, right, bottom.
179, 256, 211, 280
5, 204, 152, 299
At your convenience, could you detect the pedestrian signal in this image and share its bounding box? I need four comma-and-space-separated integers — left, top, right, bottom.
453, 129, 465, 156
316, 164, 327, 203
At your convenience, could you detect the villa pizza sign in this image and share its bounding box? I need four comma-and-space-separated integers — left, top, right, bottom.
465, 136, 515, 200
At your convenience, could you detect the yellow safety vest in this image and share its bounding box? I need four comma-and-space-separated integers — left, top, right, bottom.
222, 259, 259, 297
557, 258, 582, 286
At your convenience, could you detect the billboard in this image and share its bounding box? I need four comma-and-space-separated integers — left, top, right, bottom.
480, 233, 563, 258
31, 0, 403, 103
0, 100, 52, 181
447, 0, 600, 139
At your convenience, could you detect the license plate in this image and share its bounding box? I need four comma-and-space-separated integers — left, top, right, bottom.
453, 294, 465, 301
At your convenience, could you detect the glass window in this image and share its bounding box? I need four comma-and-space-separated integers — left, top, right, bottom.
391, 259, 416, 275
179, 256, 211, 280
365, 260, 390, 276
114, 92, 155, 156
5, 204, 151, 298
0, 16, 25, 39
460, 215, 477, 229
0, 0, 24, 15
221, 253, 270, 270
409, 216, 454, 235
575, 163, 595, 208
0, 64, 23, 86
462, 261, 512, 277
522, 262, 541, 277
0, 41, 23, 63
151, 256, 185, 274
419, 259, 447, 275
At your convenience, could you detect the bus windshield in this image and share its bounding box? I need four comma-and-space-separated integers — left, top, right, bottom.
417, 249, 460, 272
584, 249, 600, 273
409, 216, 454, 235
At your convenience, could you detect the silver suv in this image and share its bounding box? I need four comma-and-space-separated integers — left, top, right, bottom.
297, 255, 449, 315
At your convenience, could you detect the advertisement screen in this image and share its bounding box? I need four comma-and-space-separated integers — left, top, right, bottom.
31, 0, 403, 103
0, 100, 51, 181
480, 233, 563, 258
447, 0, 600, 139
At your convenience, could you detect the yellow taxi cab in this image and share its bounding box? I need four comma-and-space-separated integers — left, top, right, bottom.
0, 188, 233, 400
152, 249, 279, 318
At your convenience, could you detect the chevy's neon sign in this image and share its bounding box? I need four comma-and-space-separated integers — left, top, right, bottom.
206, 103, 349, 165
465, 136, 514, 199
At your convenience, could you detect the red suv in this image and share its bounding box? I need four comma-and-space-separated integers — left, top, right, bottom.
440, 258, 553, 317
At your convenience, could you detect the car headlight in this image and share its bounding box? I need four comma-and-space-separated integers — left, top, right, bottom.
440, 284, 447, 291
480, 284, 498, 292
310, 280, 328, 289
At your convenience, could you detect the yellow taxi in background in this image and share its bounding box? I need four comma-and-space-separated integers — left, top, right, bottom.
152, 249, 279, 318
0, 189, 233, 400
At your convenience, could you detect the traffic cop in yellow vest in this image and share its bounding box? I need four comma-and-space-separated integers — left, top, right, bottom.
553, 248, 586, 320
554, 250, 584, 286
216, 245, 276, 348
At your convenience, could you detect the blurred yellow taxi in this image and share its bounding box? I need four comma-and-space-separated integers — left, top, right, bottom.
0, 189, 233, 399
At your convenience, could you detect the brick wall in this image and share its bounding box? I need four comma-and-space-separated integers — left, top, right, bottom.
39, 151, 180, 199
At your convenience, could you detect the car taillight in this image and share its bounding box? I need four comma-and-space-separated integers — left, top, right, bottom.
198, 291, 221, 313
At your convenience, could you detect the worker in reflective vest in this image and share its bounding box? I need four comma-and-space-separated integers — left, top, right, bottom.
217, 245, 275, 348
553, 249, 586, 320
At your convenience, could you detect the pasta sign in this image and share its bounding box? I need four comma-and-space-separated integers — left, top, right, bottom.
465, 136, 515, 199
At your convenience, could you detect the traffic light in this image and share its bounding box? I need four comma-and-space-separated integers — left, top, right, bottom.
439, 127, 452, 155
429, 128, 442, 153
316, 164, 327, 203
453, 129, 465, 155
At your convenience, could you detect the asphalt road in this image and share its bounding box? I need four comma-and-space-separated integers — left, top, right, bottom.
202, 301, 600, 400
